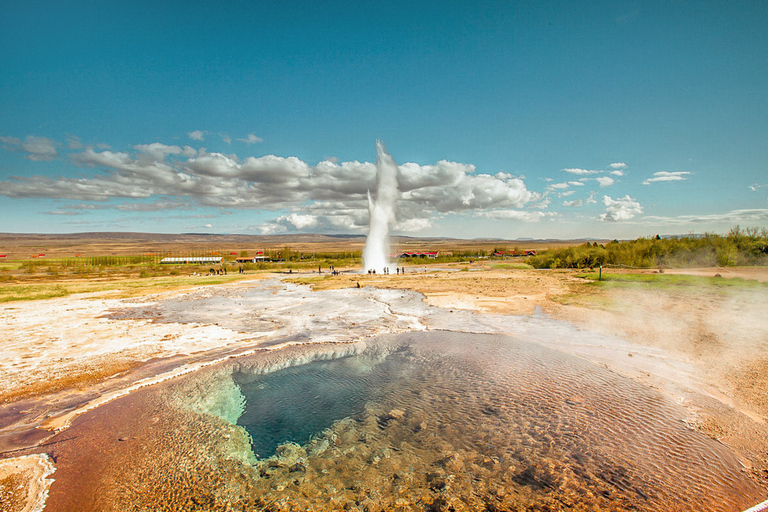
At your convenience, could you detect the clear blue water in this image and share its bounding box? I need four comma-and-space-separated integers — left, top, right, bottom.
233, 348, 409, 458
221, 332, 765, 511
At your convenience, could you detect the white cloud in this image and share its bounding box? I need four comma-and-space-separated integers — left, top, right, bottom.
1, 135, 58, 161
475, 210, 556, 222
641, 209, 768, 225
749, 183, 767, 192
395, 217, 432, 232
22, 136, 58, 161
0, 139, 544, 234
609, 162, 627, 169
205, 223, 213, 228
221, 134, 232, 144
563, 199, 583, 207
66, 135, 84, 149
238, 133, 263, 144
134, 142, 184, 161
0, 136, 21, 146
596, 176, 615, 187
283, 213, 318, 230
643, 171, 691, 185
188, 130, 207, 141
548, 182, 570, 190
610, 170, 625, 176
598, 195, 643, 221
559, 190, 576, 197
563, 168, 599, 175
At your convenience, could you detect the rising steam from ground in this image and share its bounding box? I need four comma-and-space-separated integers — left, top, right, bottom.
363, 142, 399, 273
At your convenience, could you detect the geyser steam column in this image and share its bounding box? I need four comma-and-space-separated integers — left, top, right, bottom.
362, 141, 399, 274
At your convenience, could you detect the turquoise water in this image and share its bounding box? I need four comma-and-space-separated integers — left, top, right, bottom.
220, 332, 765, 510
40, 331, 767, 511
233, 350, 402, 458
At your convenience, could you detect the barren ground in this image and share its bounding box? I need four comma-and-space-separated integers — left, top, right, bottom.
1, 261, 767, 510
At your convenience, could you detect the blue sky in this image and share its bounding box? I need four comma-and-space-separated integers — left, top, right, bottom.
1, 0, 767, 239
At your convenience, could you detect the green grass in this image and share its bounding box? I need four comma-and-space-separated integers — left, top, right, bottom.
490, 262, 534, 270
575, 272, 768, 290
0, 273, 253, 303
0, 284, 70, 302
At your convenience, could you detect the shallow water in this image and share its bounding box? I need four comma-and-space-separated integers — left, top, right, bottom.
42, 331, 765, 511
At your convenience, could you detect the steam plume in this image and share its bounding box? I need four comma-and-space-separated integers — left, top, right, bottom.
363, 141, 399, 273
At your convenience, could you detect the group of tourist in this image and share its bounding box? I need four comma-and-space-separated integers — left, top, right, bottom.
366, 267, 406, 275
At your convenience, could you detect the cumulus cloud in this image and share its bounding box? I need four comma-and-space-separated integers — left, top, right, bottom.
134, 142, 184, 161
188, 130, 207, 141
609, 162, 627, 169
238, 133, 263, 144
596, 176, 615, 187
610, 170, 625, 176
643, 171, 691, 185
283, 213, 318, 230
563, 199, 583, 207
1, 135, 58, 161
598, 195, 643, 221
0, 138, 544, 234
395, 217, 433, 232
398, 164, 533, 213
563, 168, 599, 175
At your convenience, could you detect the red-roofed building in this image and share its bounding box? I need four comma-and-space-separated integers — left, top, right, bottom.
235, 251, 267, 263
397, 251, 439, 259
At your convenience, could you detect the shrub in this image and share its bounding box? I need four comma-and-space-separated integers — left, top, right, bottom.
527, 227, 768, 269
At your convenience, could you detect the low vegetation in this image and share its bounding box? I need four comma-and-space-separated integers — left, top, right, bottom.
0, 274, 248, 303
526, 227, 768, 269
576, 272, 768, 290
2, 226, 766, 302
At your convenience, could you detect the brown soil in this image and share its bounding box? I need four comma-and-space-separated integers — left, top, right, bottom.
294, 266, 585, 315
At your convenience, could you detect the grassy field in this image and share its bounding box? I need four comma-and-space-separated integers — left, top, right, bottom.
0, 273, 254, 302
575, 271, 768, 290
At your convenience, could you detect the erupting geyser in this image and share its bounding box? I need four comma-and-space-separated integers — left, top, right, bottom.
363, 141, 399, 274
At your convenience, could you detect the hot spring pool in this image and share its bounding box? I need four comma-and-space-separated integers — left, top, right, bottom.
42, 331, 766, 512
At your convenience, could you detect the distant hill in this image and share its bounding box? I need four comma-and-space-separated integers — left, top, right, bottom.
0, 232, 606, 258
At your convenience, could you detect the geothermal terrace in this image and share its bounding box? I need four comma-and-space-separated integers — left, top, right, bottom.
0, 264, 767, 511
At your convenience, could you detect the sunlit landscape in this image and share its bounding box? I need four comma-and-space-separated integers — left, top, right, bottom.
2, 1, 768, 511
